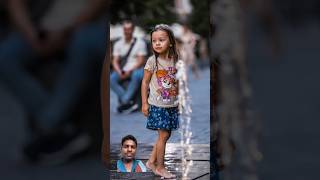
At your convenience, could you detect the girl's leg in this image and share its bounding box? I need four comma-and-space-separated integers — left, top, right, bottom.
146, 142, 157, 171
155, 130, 176, 178
156, 130, 170, 170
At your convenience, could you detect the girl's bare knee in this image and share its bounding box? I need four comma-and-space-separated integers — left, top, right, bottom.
158, 130, 171, 141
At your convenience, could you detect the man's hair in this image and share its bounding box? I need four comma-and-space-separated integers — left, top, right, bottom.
122, 19, 135, 29
121, 134, 138, 147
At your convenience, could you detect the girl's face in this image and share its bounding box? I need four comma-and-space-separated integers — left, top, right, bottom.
151, 30, 170, 55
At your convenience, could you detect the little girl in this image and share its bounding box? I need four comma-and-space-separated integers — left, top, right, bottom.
141, 24, 179, 179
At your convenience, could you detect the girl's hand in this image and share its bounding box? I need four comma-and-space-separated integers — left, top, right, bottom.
141, 103, 149, 117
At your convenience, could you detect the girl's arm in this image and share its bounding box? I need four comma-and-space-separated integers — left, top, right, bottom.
141, 70, 152, 116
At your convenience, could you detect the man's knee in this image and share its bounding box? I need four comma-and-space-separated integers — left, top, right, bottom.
110, 72, 120, 84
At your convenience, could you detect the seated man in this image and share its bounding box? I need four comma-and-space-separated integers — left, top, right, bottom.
110, 20, 147, 113
117, 135, 147, 172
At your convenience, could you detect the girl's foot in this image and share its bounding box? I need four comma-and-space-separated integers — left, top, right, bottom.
155, 168, 176, 179
146, 160, 156, 173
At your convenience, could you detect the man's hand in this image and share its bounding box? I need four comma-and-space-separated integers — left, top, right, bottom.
120, 70, 132, 80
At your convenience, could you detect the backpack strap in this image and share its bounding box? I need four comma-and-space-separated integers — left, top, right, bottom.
120, 37, 137, 68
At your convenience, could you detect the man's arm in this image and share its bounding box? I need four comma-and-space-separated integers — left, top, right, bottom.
112, 55, 123, 75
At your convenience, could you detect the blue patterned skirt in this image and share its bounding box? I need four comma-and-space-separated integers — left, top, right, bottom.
146, 105, 179, 131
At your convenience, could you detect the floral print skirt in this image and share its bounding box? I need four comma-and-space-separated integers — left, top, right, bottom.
146, 105, 179, 131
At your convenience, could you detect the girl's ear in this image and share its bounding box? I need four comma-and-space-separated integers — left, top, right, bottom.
169, 44, 172, 47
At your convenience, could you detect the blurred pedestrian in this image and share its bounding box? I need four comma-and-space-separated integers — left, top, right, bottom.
179, 23, 200, 79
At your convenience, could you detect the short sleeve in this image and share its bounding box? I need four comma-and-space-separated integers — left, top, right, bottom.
112, 40, 121, 57
144, 56, 155, 72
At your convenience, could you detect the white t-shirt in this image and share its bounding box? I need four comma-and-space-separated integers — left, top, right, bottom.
113, 37, 147, 71
144, 56, 179, 108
